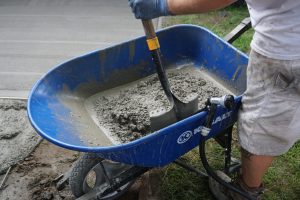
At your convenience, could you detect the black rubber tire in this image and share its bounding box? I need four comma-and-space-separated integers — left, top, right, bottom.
69, 152, 104, 197
69, 153, 134, 199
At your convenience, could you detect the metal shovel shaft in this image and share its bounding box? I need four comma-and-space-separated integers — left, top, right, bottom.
141, 20, 176, 110
141, 19, 198, 131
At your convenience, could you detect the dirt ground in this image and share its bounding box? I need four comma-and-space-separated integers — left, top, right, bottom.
0, 140, 78, 200
0, 140, 163, 200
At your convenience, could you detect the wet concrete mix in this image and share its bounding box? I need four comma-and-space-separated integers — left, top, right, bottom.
92, 66, 226, 143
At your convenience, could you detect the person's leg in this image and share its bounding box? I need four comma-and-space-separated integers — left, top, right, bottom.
209, 151, 271, 200
230, 50, 289, 199
237, 50, 295, 190
212, 50, 300, 199
240, 148, 273, 188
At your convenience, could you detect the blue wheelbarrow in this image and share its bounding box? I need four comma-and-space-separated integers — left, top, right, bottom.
28, 24, 252, 199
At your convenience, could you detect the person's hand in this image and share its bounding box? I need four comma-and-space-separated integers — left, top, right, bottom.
128, 0, 171, 19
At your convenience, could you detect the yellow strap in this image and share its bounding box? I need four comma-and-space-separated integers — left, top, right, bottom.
146, 37, 160, 51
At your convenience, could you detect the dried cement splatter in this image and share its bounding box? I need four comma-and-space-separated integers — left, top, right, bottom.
92, 66, 226, 143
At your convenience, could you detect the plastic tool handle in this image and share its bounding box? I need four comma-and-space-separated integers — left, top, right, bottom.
142, 19, 161, 51
141, 19, 175, 108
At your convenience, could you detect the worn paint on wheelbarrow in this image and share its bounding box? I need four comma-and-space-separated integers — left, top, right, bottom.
28, 25, 248, 167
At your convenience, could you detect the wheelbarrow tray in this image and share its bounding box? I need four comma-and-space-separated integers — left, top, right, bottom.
28, 25, 248, 167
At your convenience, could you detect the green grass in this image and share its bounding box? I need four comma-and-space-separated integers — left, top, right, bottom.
161, 136, 238, 200
162, 6, 253, 53
161, 130, 300, 200
160, 6, 300, 200
262, 142, 300, 200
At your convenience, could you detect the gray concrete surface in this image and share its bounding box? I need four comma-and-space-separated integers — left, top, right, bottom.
0, 0, 149, 98
0, 99, 41, 174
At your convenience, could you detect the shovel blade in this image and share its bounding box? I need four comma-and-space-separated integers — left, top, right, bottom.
150, 93, 199, 132
174, 93, 199, 120
150, 107, 177, 132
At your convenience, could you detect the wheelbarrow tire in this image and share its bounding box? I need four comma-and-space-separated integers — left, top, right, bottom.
69, 152, 134, 199
69, 152, 104, 197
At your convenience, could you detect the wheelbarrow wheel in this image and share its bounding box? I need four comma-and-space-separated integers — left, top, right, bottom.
69, 152, 134, 199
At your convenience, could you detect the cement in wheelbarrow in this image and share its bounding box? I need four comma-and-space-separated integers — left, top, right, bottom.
87, 66, 228, 144
28, 25, 248, 167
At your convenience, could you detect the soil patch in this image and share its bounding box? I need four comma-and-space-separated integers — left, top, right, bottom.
0, 140, 163, 200
0, 140, 79, 200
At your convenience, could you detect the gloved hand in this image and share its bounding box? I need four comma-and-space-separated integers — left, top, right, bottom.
128, 0, 171, 19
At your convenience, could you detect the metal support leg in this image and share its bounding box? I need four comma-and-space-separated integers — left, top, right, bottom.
224, 126, 233, 174
173, 159, 208, 177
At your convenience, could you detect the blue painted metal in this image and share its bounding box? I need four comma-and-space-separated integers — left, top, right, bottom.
27, 25, 248, 167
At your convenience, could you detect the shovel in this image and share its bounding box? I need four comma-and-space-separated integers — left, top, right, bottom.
141, 20, 199, 131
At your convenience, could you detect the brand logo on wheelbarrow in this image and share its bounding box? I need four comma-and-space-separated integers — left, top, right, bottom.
212, 111, 233, 125
176, 110, 233, 144
177, 131, 193, 144
177, 126, 203, 144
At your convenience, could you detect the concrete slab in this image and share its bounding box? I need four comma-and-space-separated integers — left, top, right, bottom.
0, 0, 150, 98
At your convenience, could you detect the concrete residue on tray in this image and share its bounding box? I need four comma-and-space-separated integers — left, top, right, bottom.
86, 65, 227, 144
